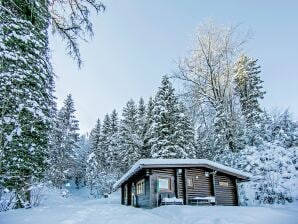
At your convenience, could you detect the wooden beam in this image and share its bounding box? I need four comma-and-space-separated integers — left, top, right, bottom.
127, 183, 132, 206
121, 185, 124, 205
183, 168, 188, 205
235, 178, 240, 206
212, 171, 218, 205
174, 168, 178, 198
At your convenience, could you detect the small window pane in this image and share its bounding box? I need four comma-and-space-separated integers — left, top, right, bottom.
158, 177, 171, 191
136, 179, 145, 195
219, 181, 229, 187
187, 177, 194, 187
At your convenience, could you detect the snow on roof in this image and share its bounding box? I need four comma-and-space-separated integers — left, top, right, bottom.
113, 159, 252, 189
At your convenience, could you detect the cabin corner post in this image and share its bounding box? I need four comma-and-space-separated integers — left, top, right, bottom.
149, 172, 154, 208
235, 179, 240, 206
121, 185, 124, 205
183, 168, 188, 205
212, 170, 218, 206
174, 168, 178, 198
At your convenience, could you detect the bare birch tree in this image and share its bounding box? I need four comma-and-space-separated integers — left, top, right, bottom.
175, 21, 248, 154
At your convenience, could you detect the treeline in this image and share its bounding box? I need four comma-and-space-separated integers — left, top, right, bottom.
85, 76, 196, 197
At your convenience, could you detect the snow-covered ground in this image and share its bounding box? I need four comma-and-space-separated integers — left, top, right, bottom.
0, 188, 297, 224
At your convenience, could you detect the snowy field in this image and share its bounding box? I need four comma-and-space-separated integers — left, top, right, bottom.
0, 188, 297, 224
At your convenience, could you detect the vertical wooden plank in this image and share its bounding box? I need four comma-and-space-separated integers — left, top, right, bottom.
121, 185, 124, 205
235, 178, 240, 206
212, 171, 218, 205
174, 168, 178, 198
183, 168, 188, 205
127, 183, 131, 206
150, 174, 157, 208
149, 174, 152, 208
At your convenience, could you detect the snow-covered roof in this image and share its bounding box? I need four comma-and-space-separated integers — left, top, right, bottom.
113, 159, 252, 189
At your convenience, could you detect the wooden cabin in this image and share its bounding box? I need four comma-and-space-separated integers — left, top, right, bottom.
113, 159, 251, 208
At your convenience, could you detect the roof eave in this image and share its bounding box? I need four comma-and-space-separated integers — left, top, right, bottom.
113, 163, 251, 189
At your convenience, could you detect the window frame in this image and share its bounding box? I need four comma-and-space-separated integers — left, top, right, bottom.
219, 181, 229, 187
187, 177, 194, 188
157, 176, 172, 192
136, 179, 145, 195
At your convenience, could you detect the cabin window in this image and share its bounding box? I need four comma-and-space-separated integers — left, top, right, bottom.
136, 179, 145, 195
187, 177, 194, 187
219, 181, 229, 187
157, 177, 171, 191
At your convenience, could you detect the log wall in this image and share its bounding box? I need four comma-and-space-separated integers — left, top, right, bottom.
214, 172, 238, 206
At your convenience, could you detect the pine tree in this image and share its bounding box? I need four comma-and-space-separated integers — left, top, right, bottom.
0, 0, 104, 208
175, 103, 196, 158
86, 112, 121, 197
235, 54, 265, 145
149, 76, 196, 159
86, 120, 102, 197
48, 94, 80, 189
136, 98, 147, 158
0, 0, 55, 208
107, 110, 120, 168
85, 151, 99, 197
119, 100, 140, 172
142, 97, 154, 158
74, 134, 90, 188
271, 110, 298, 148
98, 114, 111, 168
89, 119, 101, 153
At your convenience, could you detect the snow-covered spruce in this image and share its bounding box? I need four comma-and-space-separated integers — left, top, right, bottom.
149, 76, 196, 159
234, 54, 265, 146
0, 1, 55, 209
47, 95, 80, 189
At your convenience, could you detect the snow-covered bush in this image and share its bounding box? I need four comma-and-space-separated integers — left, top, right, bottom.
0, 183, 47, 211
0, 188, 16, 212
88, 168, 120, 198
61, 189, 70, 198
29, 184, 46, 207
220, 143, 297, 206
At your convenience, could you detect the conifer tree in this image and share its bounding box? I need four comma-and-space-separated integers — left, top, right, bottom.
119, 100, 140, 172
86, 119, 102, 196
107, 110, 120, 168
0, 0, 104, 208
98, 114, 111, 168
85, 150, 99, 196
136, 98, 147, 158
0, 0, 55, 208
142, 97, 154, 158
271, 110, 298, 148
175, 103, 196, 158
235, 54, 265, 145
89, 119, 101, 153
86, 112, 121, 196
149, 76, 196, 159
48, 94, 80, 189
74, 134, 90, 188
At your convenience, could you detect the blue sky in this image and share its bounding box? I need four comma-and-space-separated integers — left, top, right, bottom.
50, 0, 298, 134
